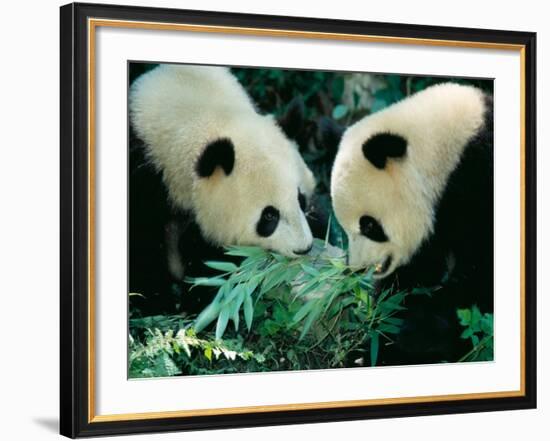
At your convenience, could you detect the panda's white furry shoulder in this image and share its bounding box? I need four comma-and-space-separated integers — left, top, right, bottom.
130, 65, 252, 209
129, 65, 316, 256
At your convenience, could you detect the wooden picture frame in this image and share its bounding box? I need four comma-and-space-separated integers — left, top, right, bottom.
60, 2, 536, 438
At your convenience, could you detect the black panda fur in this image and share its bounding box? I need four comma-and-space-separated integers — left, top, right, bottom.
378, 95, 493, 365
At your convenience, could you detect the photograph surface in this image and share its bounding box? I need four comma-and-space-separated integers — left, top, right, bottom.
128, 62, 494, 379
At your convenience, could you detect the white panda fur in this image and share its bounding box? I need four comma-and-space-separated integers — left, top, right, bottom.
331, 83, 488, 277
330, 82, 493, 364
130, 65, 315, 257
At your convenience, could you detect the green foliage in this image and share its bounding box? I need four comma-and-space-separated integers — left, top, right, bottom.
457, 305, 494, 362
187, 241, 409, 349
129, 325, 265, 378
231, 68, 339, 120
129, 244, 492, 377
332, 104, 349, 120
129, 241, 425, 377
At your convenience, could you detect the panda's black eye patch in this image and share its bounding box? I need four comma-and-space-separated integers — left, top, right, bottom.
359, 215, 388, 242
257, 206, 280, 237
298, 190, 307, 212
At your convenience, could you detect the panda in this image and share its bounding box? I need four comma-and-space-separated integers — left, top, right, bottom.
330, 82, 493, 364
129, 64, 316, 312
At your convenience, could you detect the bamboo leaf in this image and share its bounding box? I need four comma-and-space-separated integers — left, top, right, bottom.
186, 277, 226, 287
370, 331, 379, 366
203, 261, 238, 273
378, 302, 407, 313
383, 316, 404, 326
332, 104, 348, 119
299, 306, 321, 340
225, 246, 265, 257
215, 306, 230, 339
293, 278, 321, 299
293, 300, 317, 324
480, 314, 493, 334
244, 294, 254, 331
194, 301, 221, 333
411, 286, 434, 296
457, 308, 472, 326
231, 289, 246, 331
377, 323, 401, 334
300, 264, 320, 277
222, 285, 243, 306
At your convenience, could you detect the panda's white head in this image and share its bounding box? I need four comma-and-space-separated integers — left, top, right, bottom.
330, 83, 487, 277
130, 65, 316, 258
192, 113, 315, 257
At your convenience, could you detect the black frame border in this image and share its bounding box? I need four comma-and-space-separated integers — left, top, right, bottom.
60, 2, 537, 438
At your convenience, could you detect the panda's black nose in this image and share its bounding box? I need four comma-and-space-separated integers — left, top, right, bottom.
294, 243, 313, 255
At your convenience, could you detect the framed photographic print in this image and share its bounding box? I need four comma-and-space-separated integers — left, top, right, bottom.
60, 2, 537, 438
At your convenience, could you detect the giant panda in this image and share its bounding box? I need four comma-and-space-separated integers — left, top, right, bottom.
330, 82, 493, 364
129, 64, 316, 313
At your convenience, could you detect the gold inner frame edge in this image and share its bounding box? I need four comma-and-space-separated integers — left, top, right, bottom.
87, 18, 527, 424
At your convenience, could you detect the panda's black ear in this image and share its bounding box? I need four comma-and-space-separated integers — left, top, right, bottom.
362, 133, 407, 169
278, 96, 305, 140
317, 116, 345, 153
196, 138, 235, 177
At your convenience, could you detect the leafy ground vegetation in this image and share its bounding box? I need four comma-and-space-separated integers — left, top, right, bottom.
129, 63, 494, 378
130, 242, 493, 378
